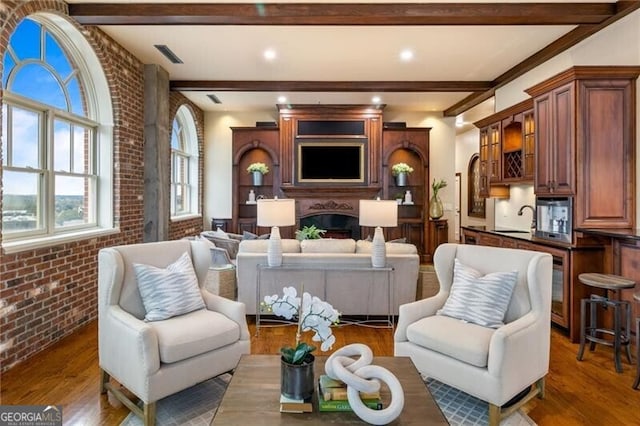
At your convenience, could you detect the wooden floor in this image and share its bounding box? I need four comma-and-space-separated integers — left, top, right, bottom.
1, 319, 639, 425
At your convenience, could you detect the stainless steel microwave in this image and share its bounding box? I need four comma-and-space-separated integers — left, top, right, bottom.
535, 197, 572, 243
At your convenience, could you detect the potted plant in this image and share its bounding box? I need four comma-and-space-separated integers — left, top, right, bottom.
391, 163, 414, 187
262, 286, 340, 400
429, 178, 448, 219
394, 192, 404, 205
247, 162, 269, 186
295, 225, 327, 241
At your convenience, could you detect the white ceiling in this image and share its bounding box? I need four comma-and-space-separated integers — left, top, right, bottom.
66, 0, 617, 130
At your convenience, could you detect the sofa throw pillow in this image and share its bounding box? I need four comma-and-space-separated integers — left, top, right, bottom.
437, 258, 518, 328
211, 227, 230, 239
133, 252, 205, 322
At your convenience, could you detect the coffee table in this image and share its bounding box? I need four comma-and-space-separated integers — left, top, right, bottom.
212, 354, 448, 425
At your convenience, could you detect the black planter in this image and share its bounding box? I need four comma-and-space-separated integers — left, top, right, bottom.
281, 354, 315, 400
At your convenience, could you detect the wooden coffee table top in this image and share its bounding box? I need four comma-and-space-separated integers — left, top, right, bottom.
212, 354, 448, 425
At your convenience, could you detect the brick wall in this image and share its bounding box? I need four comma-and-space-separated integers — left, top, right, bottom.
0, 0, 204, 372
168, 92, 205, 241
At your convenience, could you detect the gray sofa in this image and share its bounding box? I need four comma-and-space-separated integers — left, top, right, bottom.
236, 238, 420, 315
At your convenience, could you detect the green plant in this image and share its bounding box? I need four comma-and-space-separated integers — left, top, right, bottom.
394, 192, 404, 200
432, 178, 448, 196
295, 225, 327, 241
246, 162, 269, 174
391, 163, 414, 176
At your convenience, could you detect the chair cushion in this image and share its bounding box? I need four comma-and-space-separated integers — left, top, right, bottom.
133, 252, 206, 322
406, 315, 495, 368
149, 309, 241, 363
437, 258, 518, 328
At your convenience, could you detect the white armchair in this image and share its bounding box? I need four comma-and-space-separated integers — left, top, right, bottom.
98, 240, 250, 425
394, 243, 552, 426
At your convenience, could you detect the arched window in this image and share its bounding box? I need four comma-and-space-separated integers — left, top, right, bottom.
170, 105, 199, 217
2, 16, 113, 248
467, 153, 485, 218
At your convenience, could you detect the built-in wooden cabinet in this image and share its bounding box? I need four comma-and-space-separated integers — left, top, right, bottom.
231, 127, 285, 236
529, 81, 575, 195
229, 107, 436, 260
474, 98, 534, 198
382, 127, 432, 261
526, 66, 640, 229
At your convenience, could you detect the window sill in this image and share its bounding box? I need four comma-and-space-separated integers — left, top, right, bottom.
2, 227, 120, 254
171, 213, 202, 222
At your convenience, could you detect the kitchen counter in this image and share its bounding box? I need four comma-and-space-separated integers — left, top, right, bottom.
461, 225, 573, 248
575, 227, 640, 241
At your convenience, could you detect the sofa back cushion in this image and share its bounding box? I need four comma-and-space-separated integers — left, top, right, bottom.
238, 239, 301, 253
300, 238, 356, 253
356, 240, 418, 255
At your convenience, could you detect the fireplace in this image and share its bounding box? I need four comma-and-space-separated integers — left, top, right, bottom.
299, 213, 361, 240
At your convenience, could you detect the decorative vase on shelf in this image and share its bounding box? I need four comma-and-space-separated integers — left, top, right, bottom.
429, 194, 444, 219
252, 171, 264, 186
281, 354, 315, 400
395, 172, 408, 187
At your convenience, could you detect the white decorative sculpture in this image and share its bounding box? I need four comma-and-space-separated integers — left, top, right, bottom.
404, 190, 413, 204
247, 189, 256, 204
325, 343, 404, 425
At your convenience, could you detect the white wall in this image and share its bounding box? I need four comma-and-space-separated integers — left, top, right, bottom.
204, 110, 278, 228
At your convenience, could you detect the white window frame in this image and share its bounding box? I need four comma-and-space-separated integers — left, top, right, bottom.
1, 14, 115, 253
170, 105, 200, 219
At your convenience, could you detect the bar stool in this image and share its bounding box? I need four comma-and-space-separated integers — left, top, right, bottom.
633, 292, 640, 390
576, 273, 635, 373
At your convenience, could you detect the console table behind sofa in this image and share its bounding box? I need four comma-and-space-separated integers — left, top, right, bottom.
236, 238, 420, 315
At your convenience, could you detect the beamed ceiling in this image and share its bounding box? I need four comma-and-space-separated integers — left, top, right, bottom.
65, 1, 640, 129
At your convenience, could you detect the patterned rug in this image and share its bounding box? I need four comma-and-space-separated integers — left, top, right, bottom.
120, 374, 536, 425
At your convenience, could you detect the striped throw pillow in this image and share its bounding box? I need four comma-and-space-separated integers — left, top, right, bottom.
437, 258, 518, 328
133, 252, 205, 321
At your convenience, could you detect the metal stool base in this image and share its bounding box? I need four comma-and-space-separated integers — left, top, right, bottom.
577, 294, 632, 373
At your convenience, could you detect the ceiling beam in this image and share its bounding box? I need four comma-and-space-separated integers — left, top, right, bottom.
443, 0, 640, 116
69, 2, 616, 26
169, 80, 493, 92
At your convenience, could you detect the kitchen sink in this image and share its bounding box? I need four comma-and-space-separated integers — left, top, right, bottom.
492, 229, 531, 234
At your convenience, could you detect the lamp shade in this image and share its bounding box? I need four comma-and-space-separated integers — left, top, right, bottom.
257, 198, 296, 227
359, 199, 398, 227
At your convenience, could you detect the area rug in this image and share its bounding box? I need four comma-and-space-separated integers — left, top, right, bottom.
120, 374, 535, 425
426, 378, 536, 426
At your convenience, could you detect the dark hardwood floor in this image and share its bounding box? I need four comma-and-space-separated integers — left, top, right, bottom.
1, 319, 639, 425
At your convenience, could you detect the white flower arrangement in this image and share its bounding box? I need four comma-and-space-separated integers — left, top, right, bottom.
263, 286, 340, 364
246, 162, 269, 174
391, 163, 414, 176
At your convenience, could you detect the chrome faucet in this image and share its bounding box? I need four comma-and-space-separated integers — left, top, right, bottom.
517, 205, 537, 232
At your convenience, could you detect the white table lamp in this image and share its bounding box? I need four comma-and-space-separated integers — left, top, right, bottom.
359, 199, 398, 268
257, 198, 296, 267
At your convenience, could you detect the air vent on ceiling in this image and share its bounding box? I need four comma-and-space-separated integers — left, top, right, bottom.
153, 44, 183, 64
207, 94, 222, 104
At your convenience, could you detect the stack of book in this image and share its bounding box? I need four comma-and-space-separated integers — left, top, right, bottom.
317, 375, 383, 412
279, 394, 313, 413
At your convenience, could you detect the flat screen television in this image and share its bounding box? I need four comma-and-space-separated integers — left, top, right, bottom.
296, 141, 366, 183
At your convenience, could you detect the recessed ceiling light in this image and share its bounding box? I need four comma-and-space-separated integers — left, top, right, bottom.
278, 96, 287, 103
372, 96, 381, 104
264, 49, 277, 61
455, 116, 464, 128
400, 49, 414, 62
